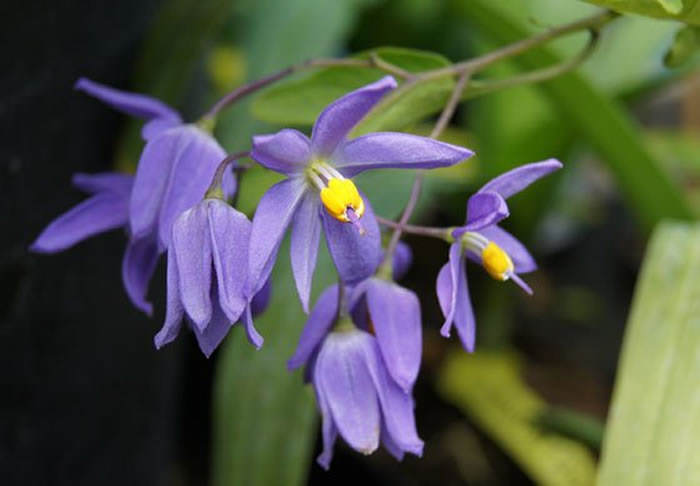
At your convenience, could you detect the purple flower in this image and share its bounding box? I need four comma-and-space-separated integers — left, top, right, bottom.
154, 198, 260, 357
288, 285, 423, 469
30, 172, 160, 315
350, 277, 422, 393
436, 159, 563, 351
247, 76, 474, 312
75, 78, 233, 250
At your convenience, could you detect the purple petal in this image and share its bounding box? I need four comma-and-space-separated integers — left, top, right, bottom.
392, 241, 413, 281
221, 165, 237, 201
461, 191, 509, 232
75, 78, 181, 123
154, 249, 184, 350
436, 242, 462, 337
322, 193, 381, 285
381, 422, 405, 461
30, 193, 128, 253
250, 277, 272, 317
192, 289, 233, 358
366, 279, 421, 393
437, 248, 475, 351
334, 133, 474, 177
478, 225, 537, 273
478, 158, 563, 199
171, 204, 212, 331
251, 129, 311, 175
311, 76, 397, 157
247, 178, 306, 296
142, 118, 182, 140
158, 126, 226, 248
240, 304, 264, 349
288, 285, 338, 370
129, 128, 183, 240
207, 200, 250, 322
71, 172, 133, 197
362, 339, 423, 457
121, 235, 161, 316
316, 331, 380, 454
314, 376, 339, 470
290, 194, 321, 313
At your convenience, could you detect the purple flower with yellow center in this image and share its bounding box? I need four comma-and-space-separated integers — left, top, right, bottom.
30, 172, 160, 315
154, 198, 260, 357
437, 159, 563, 351
288, 284, 423, 469
247, 76, 473, 312
74, 78, 233, 250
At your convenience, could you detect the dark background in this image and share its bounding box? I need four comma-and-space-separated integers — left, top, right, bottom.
0, 2, 214, 484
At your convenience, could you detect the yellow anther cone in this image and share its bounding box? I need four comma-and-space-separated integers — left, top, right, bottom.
320, 178, 365, 222
482, 242, 514, 281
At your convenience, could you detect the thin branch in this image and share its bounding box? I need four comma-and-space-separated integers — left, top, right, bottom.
205, 151, 250, 198
376, 216, 451, 239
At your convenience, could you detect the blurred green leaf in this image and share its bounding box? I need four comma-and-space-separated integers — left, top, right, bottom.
438, 351, 598, 485
251, 47, 453, 127
450, 0, 695, 230
598, 221, 700, 484
664, 25, 700, 67
535, 407, 605, 451
582, 0, 700, 24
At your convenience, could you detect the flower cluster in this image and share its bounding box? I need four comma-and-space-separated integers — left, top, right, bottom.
32, 75, 560, 468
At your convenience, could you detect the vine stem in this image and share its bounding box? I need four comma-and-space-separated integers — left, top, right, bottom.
376, 216, 451, 239
205, 151, 250, 199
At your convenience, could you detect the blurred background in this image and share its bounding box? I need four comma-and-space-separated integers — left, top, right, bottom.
2, 0, 699, 485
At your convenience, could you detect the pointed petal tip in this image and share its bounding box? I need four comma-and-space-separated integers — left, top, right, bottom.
316, 454, 332, 470
377, 75, 398, 90
440, 322, 452, 338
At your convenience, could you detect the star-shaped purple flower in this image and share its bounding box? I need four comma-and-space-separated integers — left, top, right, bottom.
30, 172, 160, 315
247, 76, 474, 312
288, 284, 423, 469
436, 159, 563, 351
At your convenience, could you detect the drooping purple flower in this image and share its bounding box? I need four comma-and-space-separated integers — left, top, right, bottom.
436, 159, 563, 351
154, 198, 260, 357
247, 76, 474, 313
30, 172, 160, 315
288, 285, 423, 469
75, 78, 234, 250
349, 277, 422, 393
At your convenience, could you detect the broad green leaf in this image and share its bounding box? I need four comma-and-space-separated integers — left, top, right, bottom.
582, 0, 700, 25
451, 0, 695, 229
251, 47, 453, 126
598, 221, 700, 485
438, 351, 598, 485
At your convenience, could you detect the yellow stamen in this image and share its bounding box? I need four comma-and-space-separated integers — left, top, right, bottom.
481, 242, 514, 281
320, 178, 365, 222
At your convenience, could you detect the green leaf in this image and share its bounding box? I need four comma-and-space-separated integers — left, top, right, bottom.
598, 221, 700, 485
438, 351, 598, 485
450, 0, 695, 230
582, 0, 700, 25
251, 47, 453, 127
664, 25, 700, 67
